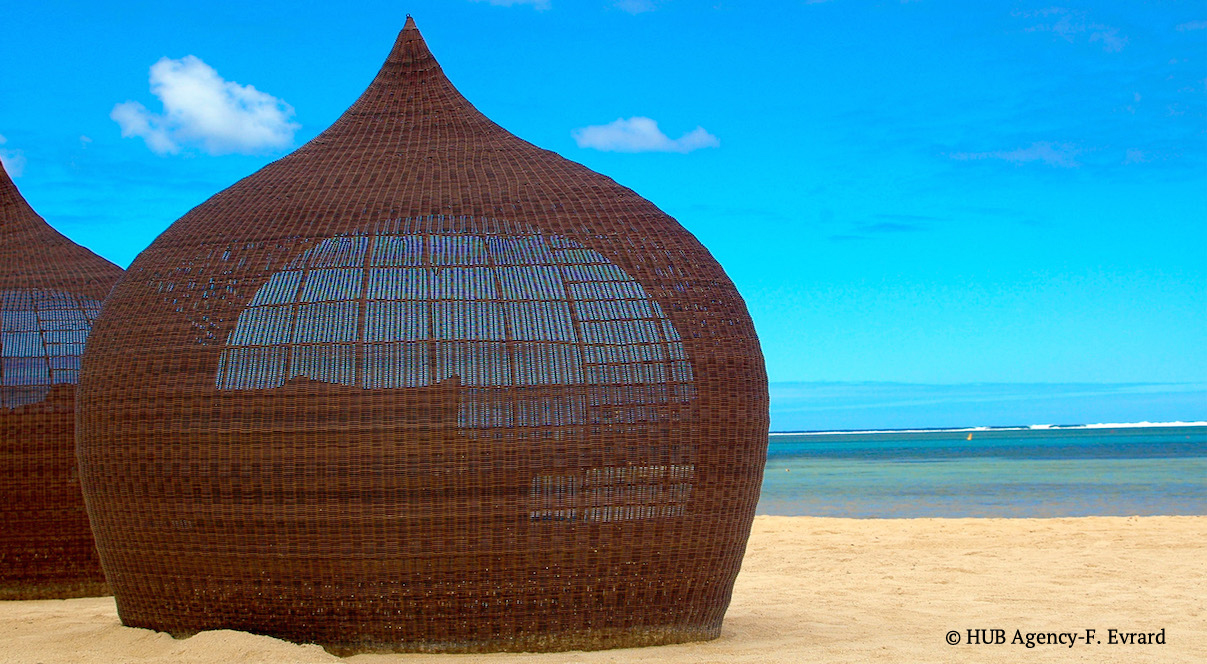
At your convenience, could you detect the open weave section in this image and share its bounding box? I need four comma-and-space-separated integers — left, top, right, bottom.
0, 159, 122, 599
77, 17, 768, 652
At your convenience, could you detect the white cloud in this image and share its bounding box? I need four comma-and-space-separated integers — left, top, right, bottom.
111, 55, 299, 156
1124, 149, 1150, 164
572, 117, 720, 153
1089, 26, 1128, 53
1016, 7, 1128, 52
615, 0, 657, 13
0, 134, 27, 177
1175, 20, 1207, 32
948, 142, 1081, 168
471, 0, 551, 10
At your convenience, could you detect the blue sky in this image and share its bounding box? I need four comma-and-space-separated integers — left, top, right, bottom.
2, 1, 1204, 428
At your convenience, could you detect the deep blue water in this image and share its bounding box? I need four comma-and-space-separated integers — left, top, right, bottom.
757, 425, 1207, 517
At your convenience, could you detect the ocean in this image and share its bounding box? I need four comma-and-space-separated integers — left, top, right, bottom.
757, 423, 1207, 517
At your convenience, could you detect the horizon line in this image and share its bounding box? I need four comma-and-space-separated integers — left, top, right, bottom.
770, 421, 1207, 436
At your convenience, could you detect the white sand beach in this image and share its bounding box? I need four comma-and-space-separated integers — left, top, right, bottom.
2, 515, 1203, 663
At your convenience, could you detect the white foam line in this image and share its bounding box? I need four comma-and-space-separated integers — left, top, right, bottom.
770, 421, 1207, 436
1079, 421, 1207, 429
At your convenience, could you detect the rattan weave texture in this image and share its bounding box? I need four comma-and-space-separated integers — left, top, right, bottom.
77, 17, 768, 652
1, 160, 121, 600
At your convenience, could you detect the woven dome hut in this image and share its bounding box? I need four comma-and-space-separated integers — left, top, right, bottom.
77, 17, 767, 652
1, 159, 122, 600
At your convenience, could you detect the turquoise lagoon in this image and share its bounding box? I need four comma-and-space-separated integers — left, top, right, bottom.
758, 424, 1207, 517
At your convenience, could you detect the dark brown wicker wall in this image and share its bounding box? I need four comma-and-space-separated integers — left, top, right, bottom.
77, 17, 768, 652
1, 159, 122, 600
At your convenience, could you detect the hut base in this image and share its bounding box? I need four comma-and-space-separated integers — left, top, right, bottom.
149, 622, 721, 655
324, 625, 721, 655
